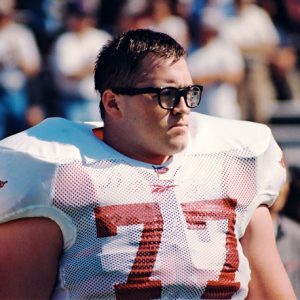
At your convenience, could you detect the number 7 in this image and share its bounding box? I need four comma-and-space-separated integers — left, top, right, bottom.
182, 198, 240, 299
94, 203, 163, 300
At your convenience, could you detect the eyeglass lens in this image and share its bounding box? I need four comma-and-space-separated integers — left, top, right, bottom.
160, 86, 201, 109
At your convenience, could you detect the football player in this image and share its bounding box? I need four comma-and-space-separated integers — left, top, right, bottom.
0, 29, 296, 299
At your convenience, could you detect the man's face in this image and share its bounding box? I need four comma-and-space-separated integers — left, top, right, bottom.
116, 55, 193, 164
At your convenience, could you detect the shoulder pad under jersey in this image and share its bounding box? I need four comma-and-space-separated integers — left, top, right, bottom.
188, 112, 272, 157
0, 118, 106, 163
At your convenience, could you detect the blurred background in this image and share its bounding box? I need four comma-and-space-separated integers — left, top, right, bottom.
0, 0, 299, 295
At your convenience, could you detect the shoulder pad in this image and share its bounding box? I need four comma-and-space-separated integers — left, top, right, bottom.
0, 118, 105, 163
188, 113, 272, 157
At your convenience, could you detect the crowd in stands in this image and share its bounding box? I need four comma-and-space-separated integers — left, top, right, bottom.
0, 0, 300, 294
0, 0, 300, 162
1, 0, 300, 134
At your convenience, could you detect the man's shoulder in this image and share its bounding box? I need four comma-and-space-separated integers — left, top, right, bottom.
0, 117, 104, 163
189, 113, 272, 157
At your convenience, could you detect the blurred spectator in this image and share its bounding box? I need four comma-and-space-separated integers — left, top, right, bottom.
187, 7, 244, 119
146, 0, 190, 50
50, 1, 111, 122
284, 0, 300, 69
269, 46, 300, 102
283, 0, 300, 53
16, 0, 67, 56
25, 104, 46, 128
207, 0, 235, 17
175, 0, 195, 21
258, 0, 300, 70
114, 0, 151, 34
257, 0, 292, 45
248, 1, 300, 108
270, 169, 300, 298
185, 0, 207, 52
283, 166, 300, 224
220, 0, 280, 123
0, 0, 41, 138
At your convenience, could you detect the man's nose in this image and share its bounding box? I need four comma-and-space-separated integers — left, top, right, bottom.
172, 96, 190, 114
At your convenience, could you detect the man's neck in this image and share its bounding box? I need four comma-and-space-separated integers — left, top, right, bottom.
99, 126, 171, 165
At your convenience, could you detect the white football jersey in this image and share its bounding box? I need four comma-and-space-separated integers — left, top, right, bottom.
0, 113, 285, 299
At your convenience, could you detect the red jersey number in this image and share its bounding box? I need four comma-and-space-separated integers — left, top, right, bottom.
94, 199, 240, 300
95, 203, 163, 300
182, 199, 240, 299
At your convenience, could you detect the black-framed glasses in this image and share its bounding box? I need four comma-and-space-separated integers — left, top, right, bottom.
112, 85, 203, 110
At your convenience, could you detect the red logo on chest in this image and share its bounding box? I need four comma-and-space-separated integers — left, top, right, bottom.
151, 184, 177, 193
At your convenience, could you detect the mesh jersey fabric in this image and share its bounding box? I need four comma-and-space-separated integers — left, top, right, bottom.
0, 113, 286, 299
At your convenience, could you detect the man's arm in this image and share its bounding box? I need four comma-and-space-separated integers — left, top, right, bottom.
240, 205, 296, 299
0, 217, 63, 299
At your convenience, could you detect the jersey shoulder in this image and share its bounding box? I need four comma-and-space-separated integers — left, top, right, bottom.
0, 117, 106, 163
189, 112, 272, 157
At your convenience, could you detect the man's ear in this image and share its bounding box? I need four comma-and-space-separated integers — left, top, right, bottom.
101, 89, 122, 118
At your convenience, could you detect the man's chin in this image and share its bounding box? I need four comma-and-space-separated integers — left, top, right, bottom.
167, 137, 188, 155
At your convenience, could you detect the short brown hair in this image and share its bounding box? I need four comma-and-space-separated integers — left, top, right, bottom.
94, 29, 185, 120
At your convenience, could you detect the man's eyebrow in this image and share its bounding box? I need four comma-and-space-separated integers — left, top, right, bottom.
155, 80, 183, 87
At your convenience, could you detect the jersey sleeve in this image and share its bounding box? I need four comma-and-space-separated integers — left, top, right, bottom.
0, 147, 76, 249
241, 131, 286, 233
